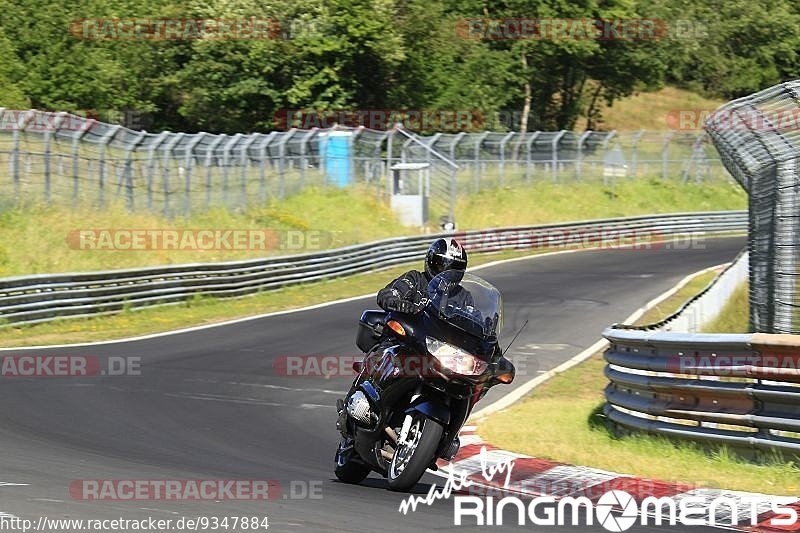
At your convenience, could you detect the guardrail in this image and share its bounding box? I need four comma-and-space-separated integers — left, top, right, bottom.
603, 329, 800, 455
0, 211, 745, 327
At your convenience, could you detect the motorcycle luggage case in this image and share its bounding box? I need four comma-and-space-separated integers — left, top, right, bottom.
357, 310, 385, 353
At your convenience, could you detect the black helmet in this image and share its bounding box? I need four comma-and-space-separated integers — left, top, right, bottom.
425, 238, 468, 279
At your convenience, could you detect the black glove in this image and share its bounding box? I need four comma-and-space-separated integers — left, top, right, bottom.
394, 299, 417, 314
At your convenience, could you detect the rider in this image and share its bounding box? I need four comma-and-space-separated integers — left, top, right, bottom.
377, 237, 468, 314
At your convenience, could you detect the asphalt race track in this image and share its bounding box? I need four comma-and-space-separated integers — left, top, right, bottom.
0, 237, 744, 532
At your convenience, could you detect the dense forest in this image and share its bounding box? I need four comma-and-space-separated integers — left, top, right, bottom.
1, 0, 798, 133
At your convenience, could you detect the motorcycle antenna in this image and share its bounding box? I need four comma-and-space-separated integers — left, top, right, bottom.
502, 319, 529, 357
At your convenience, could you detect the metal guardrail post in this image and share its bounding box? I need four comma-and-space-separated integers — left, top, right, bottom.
498, 132, 515, 186
145, 131, 171, 212
450, 132, 465, 162
43, 112, 67, 204
182, 133, 206, 216
256, 132, 276, 203
370, 130, 390, 195
161, 132, 185, 217
98, 125, 122, 209
630, 130, 645, 177
473, 131, 489, 191
298, 128, 317, 188
551, 130, 566, 182
204, 134, 227, 210
351, 126, 364, 184
400, 132, 413, 166
525, 131, 540, 183
12, 110, 34, 204
681, 132, 705, 183
427, 133, 442, 173
221, 134, 242, 208
276, 129, 296, 199
600, 130, 617, 187
71, 116, 96, 208
239, 134, 258, 209
385, 126, 399, 196
661, 131, 674, 180
576, 130, 592, 181
122, 131, 147, 211
600, 130, 617, 150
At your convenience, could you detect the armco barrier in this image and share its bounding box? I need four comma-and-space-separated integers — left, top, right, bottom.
0, 211, 744, 326
603, 328, 800, 454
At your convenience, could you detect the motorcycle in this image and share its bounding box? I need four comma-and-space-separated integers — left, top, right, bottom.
334, 269, 516, 492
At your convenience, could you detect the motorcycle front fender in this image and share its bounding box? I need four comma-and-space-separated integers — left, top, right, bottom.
405, 396, 450, 426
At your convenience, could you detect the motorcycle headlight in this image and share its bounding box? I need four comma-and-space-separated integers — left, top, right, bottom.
426, 337, 488, 376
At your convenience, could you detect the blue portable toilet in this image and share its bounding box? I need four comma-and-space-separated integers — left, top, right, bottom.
319, 130, 352, 187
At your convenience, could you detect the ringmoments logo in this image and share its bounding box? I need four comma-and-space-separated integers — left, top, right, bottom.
595, 491, 638, 532
397, 448, 798, 530
451, 490, 799, 529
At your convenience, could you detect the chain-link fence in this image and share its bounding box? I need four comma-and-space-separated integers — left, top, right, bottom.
0, 108, 731, 224
705, 80, 800, 334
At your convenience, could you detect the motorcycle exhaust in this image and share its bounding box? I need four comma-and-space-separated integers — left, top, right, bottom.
384, 427, 398, 443
442, 436, 461, 460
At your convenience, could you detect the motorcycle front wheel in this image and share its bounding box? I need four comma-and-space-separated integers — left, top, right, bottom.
387, 413, 443, 492
334, 438, 371, 484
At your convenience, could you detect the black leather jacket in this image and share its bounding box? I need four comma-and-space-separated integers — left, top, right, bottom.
376, 270, 430, 312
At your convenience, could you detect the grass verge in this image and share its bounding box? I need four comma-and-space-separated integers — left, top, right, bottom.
480, 271, 799, 495
0, 178, 745, 276
633, 269, 719, 326
455, 178, 744, 229
701, 282, 749, 333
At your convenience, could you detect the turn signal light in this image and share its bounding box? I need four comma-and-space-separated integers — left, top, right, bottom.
496, 372, 514, 384
386, 320, 406, 336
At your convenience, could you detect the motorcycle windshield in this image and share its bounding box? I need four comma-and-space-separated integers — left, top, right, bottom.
426, 271, 503, 340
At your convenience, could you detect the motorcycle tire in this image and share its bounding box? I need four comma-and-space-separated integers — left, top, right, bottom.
334, 439, 371, 484
387, 413, 443, 492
